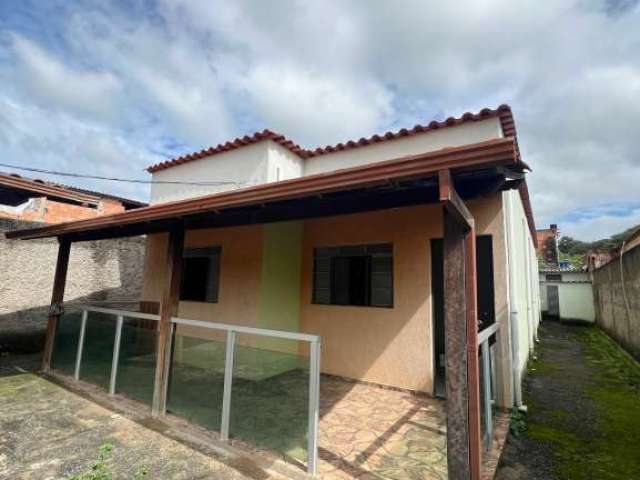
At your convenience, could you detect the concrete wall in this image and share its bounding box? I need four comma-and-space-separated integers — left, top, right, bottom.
150, 141, 272, 204
139, 194, 509, 394
592, 245, 640, 359
149, 118, 502, 204
303, 118, 502, 175
539, 271, 595, 323
0, 219, 145, 353
558, 283, 596, 322
0, 197, 125, 224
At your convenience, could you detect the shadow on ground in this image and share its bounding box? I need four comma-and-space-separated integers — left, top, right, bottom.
496, 320, 640, 480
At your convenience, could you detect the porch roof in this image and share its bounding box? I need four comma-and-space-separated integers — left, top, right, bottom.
7, 137, 531, 242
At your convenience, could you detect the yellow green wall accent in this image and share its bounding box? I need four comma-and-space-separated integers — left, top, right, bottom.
257, 221, 303, 352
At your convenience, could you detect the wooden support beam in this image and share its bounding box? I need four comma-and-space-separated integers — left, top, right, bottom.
441, 168, 482, 480
439, 169, 474, 230
443, 210, 471, 480
152, 225, 184, 416
42, 238, 71, 372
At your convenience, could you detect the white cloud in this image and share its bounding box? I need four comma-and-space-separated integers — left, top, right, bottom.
0, 0, 638, 239
8, 33, 122, 121
560, 207, 640, 241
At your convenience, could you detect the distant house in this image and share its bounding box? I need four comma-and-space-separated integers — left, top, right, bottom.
539, 266, 595, 323
0, 172, 145, 224
8, 105, 540, 479
536, 224, 559, 265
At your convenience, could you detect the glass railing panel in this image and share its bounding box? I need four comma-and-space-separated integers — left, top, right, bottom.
230, 334, 310, 462
115, 317, 158, 404
51, 310, 83, 375
479, 344, 488, 445
79, 311, 116, 390
167, 332, 226, 430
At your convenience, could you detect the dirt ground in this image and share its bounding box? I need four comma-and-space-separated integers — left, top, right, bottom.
496, 321, 640, 480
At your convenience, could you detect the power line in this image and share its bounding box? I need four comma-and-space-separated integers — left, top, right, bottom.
0, 162, 243, 186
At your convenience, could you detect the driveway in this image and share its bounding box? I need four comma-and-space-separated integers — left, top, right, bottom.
0, 361, 278, 480
496, 321, 640, 480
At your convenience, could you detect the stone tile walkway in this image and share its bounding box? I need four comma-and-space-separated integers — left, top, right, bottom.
317, 377, 448, 479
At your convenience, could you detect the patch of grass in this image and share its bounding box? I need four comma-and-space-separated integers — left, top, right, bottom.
523, 325, 640, 479
70, 443, 148, 480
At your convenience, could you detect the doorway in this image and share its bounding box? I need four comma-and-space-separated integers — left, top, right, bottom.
431, 235, 495, 397
547, 285, 560, 318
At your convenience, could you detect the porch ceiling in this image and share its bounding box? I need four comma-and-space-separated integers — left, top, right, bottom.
7, 138, 525, 242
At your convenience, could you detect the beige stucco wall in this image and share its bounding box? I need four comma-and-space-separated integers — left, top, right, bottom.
141, 225, 264, 341
139, 195, 508, 394
299, 196, 508, 393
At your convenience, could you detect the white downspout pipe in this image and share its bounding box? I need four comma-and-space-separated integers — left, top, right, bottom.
504, 192, 523, 407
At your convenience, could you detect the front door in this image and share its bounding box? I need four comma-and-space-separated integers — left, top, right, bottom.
431, 236, 495, 397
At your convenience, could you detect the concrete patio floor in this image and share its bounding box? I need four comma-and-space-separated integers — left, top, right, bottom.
0, 356, 507, 479
0, 364, 276, 479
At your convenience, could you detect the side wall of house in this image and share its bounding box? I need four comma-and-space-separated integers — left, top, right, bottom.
0, 219, 145, 353
592, 245, 640, 360
503, 189, 540, 384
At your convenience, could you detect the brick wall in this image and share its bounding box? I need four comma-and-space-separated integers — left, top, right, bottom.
592, 244, 640, 360
0, 197, 125, 224
0, 219, 145, 354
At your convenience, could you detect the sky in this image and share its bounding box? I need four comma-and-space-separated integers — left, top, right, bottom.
0, 0, 638, 241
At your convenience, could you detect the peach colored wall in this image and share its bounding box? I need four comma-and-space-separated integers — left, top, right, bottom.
139, 196, 508, 393
299, 196, 507, 393
140, 225, 264, 341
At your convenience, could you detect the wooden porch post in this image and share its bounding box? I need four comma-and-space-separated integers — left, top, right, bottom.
439, 170, 482, 480
152, 226, 184, 417
42, 237, 71, 372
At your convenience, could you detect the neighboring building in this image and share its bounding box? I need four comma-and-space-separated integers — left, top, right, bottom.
0, 175, 146, 354
536, 223, 559, 265
539, 266, 595, 323
585, 248, 616, 271
0, 172, 145, 224
8, 105, 540, 479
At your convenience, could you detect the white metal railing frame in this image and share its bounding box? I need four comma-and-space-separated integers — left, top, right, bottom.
477, 322, 499, 452
170, 316, 322, 476
70, 306, 160, 394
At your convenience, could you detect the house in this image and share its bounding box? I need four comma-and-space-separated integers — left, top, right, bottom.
539, 266, 595, 323
536, 224, 559, 265
0, 172, 145, 223
7, 105, 540, 479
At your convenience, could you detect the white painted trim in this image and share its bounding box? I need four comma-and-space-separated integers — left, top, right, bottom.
171, 317, 320, 342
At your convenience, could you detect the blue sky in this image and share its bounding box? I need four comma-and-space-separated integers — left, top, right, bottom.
0, 0, 639, 240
